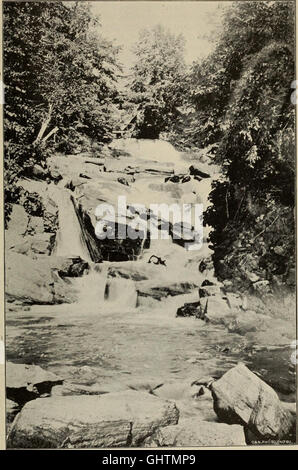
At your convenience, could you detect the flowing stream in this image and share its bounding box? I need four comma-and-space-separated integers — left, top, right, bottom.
6, 139, 295, 403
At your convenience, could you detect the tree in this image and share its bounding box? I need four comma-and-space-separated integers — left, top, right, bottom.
129, 25, 186, 139
183, 1, 295, 289
3, 1, 121, 221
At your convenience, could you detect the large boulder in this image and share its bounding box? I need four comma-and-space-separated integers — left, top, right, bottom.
5, 252, 77, 305
7, 391, 179, 448
49, 256, 89, 278
7, 362, 63, 405
144, 419, 246, 447
210, 363, 295, 442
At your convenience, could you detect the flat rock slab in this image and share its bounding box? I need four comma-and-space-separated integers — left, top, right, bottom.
7, 390, 179, 448
211, 363, 294, 441
144, 419, 246, 447
7, 362, 63, 405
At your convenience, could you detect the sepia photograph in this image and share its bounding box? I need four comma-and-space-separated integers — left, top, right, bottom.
1, 0, 297, 450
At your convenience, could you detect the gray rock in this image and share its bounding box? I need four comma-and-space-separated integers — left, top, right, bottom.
6, 399, 20, 423
6, 204, 28, 236
144, 419, 246, 447
49, 256, 89, 277
199, 285, 222, 298
5, 252, 77, 305
137, 280, 198, 301
211, 363, 294, 441
30, 233, 56, 255
7, 391, 179, 448
7, 362, 63, 405
189, 165, 210, 179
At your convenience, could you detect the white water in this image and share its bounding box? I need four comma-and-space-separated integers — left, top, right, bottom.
110, 138, 188, 173
51, 187, 91, 262
105, 277, 138, 309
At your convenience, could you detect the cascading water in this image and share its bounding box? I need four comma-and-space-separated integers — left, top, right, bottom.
51, 186, 92, 262
105, 277, 138, 309
7, 138, 295, 414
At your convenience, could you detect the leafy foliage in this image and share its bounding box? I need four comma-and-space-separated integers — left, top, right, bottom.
183, 1, 295, 290
4, 1, 121, 221
129, 25, 186, 138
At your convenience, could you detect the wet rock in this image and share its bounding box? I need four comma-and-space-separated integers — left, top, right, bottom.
6, 205, 29, 240
72, 182, 148, 262
7, 391, 179, 448
189, 165, 210, 179
7, 362, 63, 405
7, 233, 56, 256
5, 253, 77, 305
30, 233, 56, 255
137, 281, 198, 301
144, 419, 246, 447
49, 256, 89, 277
164, 175, 180, 183
108, 264, 149, 281
210, 363, 294, 441
199, 284, 222, 297
176, 301, 204, 319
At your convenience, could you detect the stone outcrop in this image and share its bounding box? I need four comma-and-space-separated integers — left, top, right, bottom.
7, 362, 63, 405
189, 164, 210, 179
49, 256, 89, 278
210, 363, 295, 442
5, 252, 78, 305
137, 280, 198, 301
144, 419, 246, 447
7, 391, 179, 448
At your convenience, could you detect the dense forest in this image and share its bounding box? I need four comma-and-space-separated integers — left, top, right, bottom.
4, 1, 295, 292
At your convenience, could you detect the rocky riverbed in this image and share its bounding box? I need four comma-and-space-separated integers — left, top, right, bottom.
5, 139, 296, 447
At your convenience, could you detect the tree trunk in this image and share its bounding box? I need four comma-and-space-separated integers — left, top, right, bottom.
33, 104, 52, 144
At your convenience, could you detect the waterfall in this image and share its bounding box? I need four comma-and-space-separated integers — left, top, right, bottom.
75, 263, 109, 308
105, 277, 138, 309
51, 187, 92, 262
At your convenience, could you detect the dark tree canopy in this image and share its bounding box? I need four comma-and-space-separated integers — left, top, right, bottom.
129, 25, 186, 139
